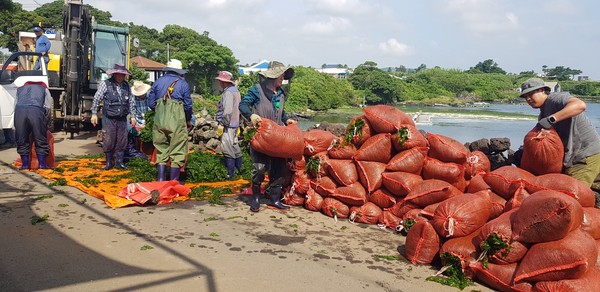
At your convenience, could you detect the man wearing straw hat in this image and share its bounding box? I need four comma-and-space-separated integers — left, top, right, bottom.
147, 59, 193, 183
215, 71, 243, 179
91, 63, 135, 170
124, 80, 152, 161
239, 61, 296, 212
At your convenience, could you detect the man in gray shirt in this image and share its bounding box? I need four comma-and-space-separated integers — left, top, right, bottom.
520, 78, 600, 187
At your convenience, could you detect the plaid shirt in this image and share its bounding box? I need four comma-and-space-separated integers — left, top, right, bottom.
134, 96, 149, 126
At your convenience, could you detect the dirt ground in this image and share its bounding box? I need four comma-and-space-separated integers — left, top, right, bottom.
0, 131, 494, 292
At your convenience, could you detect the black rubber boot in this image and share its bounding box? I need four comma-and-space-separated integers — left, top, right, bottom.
170, 167, 182, 184
225, 158, 235, 179
249, 184, 261, 212
234, 157, 243, 175
157, 164, 167, 181
37, 155, 50, 169
104, 152, 114, 170
20, 155, 30, 170
115, 152, 127, 169
267, 185, 290, 210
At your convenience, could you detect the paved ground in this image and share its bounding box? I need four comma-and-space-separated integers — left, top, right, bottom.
0, 131, 493, 292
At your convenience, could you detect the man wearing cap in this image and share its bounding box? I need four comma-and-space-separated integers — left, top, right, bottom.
33, 26, 50, 71
520, 77, 600, 187
147, 59, 193, 183
215, 71, 243, 179
239, 61, 296, 211
91, 64, 136, 170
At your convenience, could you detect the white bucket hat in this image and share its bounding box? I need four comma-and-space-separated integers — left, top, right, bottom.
131, 80, 151, 96
162, 59, 187, 75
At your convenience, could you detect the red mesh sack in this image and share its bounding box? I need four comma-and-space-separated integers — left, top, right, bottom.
304, 188, 324, 212
524, 173, 595, 207
427, 133, 469, 164
483, 165, 534, 200
282, 188, 305, 206
401, 208, 429, 233
476, 209, 529, 265
432, 192, 492, 238
327, 159, 358, 186
321, 197, 350, 219
581, 207, 600, 239
306, 151, 329, 178
515, 229, 598, 282
291, 171, 311, 195
355, 160, 386, 193
345, 115, 372, 147
386, 147, 427, 175
289, 155, 306, 172
369, 187, 397, 209
503, 185, 531, 213
520, 127, 564, 176
391, 125, 428, 152
404, 220, 440, 265
486, 190, 507, 220
330, 182, 367, 206
466, 173, 491, 193
404, 179, 462, 207
464, 151, 490, 179
25, 131, 57, 170
349, 202, 382, 225
440, 228, 482, 275
310, 176, 337, 197
422, 157, 467, 192
420, 202, 440, 218
512, 190, 584, 243
362, 104, 414, 134
381, 171, 423, 197
303, 129, 337, 156
468, 262, 532, 292
379, 210, 401, 231
353, 133, 393, 163
327, 140, 357, 159
533, 266, 600, 292
250, 119, 304, 160
388, 200, 419, 218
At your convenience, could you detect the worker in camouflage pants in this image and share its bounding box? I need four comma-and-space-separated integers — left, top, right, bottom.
147, 59, 193, 183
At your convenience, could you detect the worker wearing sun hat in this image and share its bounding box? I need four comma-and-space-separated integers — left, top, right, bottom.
239, 61, 296, 212
215, 71, 242, 179
519, 77, 600, 187
147, 59, 193, 183
91, 63, 135, 170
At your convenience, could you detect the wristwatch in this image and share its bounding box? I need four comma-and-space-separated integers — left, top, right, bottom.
548, 115, 557, 124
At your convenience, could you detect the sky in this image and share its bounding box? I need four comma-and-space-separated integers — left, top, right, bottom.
14, 0, 600, 80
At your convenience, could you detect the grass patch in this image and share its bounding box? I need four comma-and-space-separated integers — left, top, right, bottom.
31, 214, 49, 225
49, 178, 67, 186
34, 195, 54, 201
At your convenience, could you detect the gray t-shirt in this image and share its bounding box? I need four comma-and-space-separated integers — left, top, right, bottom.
540, 92, 600, 167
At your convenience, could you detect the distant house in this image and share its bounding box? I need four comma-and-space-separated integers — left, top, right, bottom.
578, 76, 589, 81
316, 65, 352, 79
130, 56, 166, 83
238, 60, 270, 75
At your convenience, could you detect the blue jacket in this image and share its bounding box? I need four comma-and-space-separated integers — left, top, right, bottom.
147, 73, 193, 121
35, 34, 51, 54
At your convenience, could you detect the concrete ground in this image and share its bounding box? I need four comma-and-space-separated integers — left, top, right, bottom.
0, 131, 493, 292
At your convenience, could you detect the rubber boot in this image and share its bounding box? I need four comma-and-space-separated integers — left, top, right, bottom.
37, 155, 50, 169
157, 164, 167, 181
225, 158, 235, 179
170, 167, 181, 184
20, 155, 30, 170
234, 157, 243, 175
267, 185, 290, 210
115, 151, 127, 169
249, 184, 261, 212
104, 152, 114, 170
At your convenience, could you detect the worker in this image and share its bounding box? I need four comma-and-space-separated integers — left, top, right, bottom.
33, 26, 51, 71
124, 80, 151, 161
215, 71, 243, 179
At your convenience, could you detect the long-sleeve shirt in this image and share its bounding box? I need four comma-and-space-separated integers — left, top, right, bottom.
91, 79, 135, 116
239, 84, 288, 124
35, 34, 51, 54
216, 85, 241, 128
133, 97, 149, 126
147, 73, 193, 121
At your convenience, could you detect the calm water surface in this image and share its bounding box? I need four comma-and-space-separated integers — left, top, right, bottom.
301, 103, 600, 149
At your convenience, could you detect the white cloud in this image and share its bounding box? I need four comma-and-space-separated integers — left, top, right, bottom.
304, 0, 374, 15
443, 0, 519, 34
543, 0, 578, 15
378, 38, 414, 56
301, 17, 352, 35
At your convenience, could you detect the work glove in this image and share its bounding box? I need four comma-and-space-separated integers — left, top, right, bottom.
130, 117, 136, 127
286, 119, 297, 125
91, 114, 98, 126
537, 116, 555, 130
216, 125, 224, 137
250, 114, 262, 126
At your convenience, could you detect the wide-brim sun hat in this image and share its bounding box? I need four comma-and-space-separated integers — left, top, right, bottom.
214, 71, 235, 84
259, 61, 294, 80
131, 80, 151, 96
106, 63, 131, 75
520, 77, 550, 97
162, 59, 188, 75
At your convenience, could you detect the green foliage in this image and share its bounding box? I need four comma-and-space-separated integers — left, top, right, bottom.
140, 110, 154, 143
467, 59, 507, 74
185, 150, 251, 182
290, 66, 357, 111
129, 62, 149, 83
543, 65, 582, 81
124, 158, 156, 183
349, 62, 401, 104
31, 214, 49, 225
49, 178, 67, 186
480, 233, 509, 268
426, 253, 472, 290
189, 186, 230, 205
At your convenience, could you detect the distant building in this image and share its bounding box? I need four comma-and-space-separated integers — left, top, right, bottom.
130, 56, 166, 83
578, 76, 589, 81
315, 67, 352, 79
238, 60, 270, 75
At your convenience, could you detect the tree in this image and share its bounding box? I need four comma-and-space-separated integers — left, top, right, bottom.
416, 63, 427, 72
467, 59, 506, 74
544, 66, 582, 81
349, 62, 401, 104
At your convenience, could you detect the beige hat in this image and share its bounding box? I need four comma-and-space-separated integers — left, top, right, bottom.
162, 59, 187, 75
259, 61, 294, 80
131, 80, 151, 96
